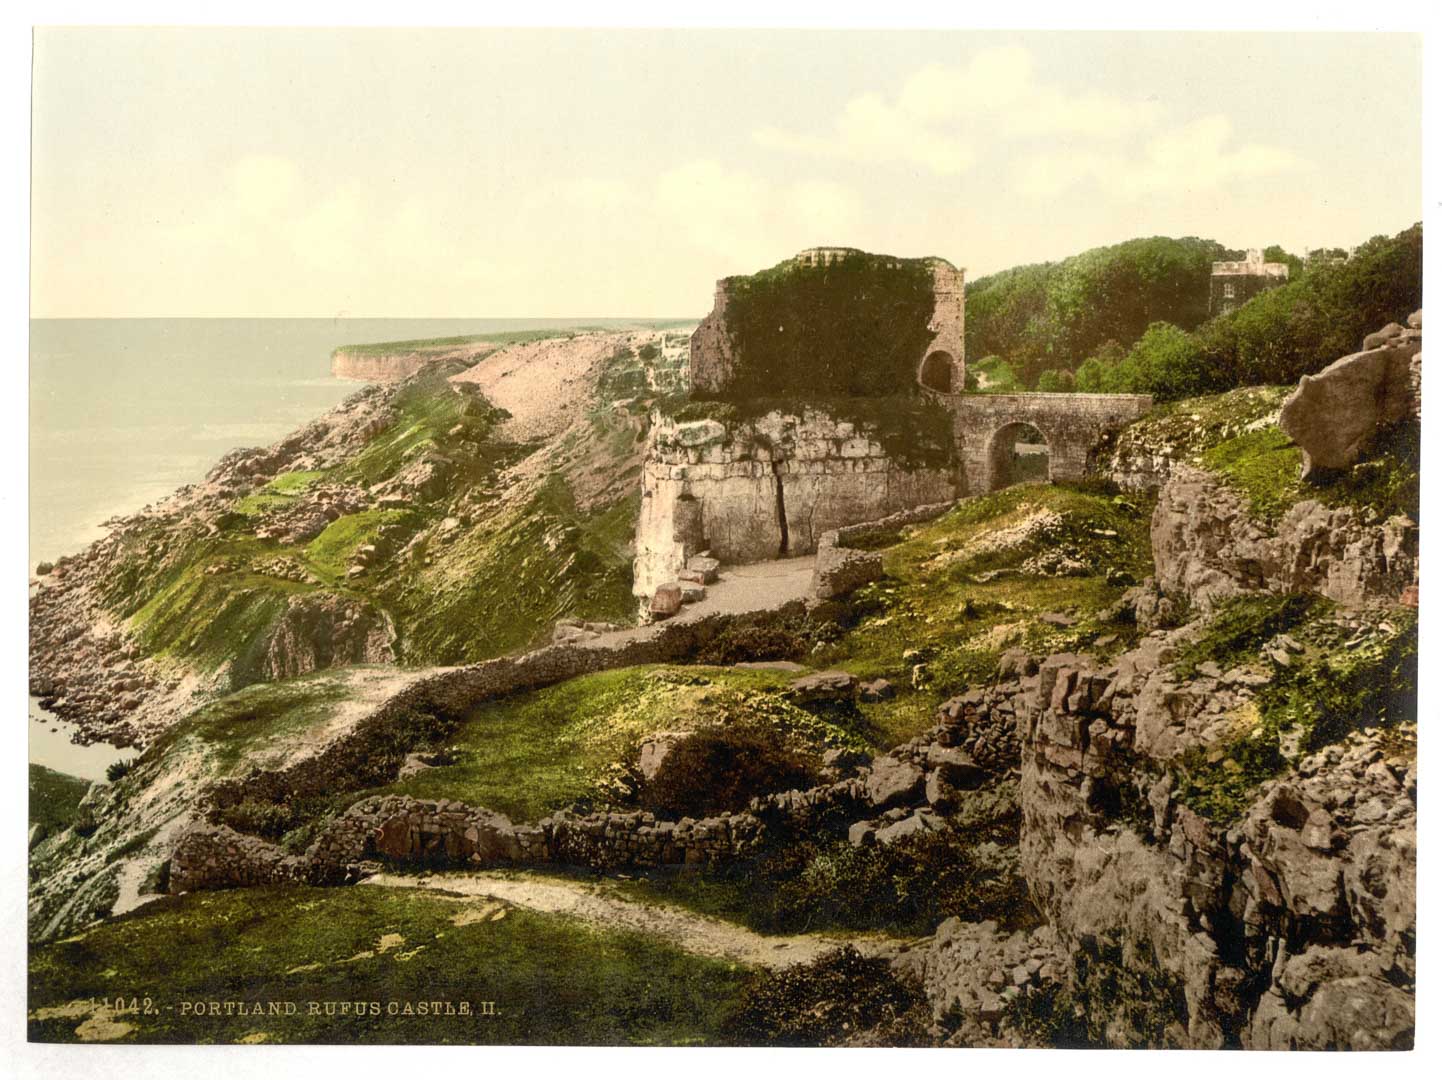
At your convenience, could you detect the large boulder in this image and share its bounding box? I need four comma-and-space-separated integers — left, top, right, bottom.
1278, 321, 1421, 477
787, 670, 857, 705
865, 756, 925, 809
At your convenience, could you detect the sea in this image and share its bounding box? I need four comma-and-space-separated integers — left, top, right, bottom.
27, 317, 665, 778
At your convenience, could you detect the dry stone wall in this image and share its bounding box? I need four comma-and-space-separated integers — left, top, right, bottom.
810, 501, 957, 600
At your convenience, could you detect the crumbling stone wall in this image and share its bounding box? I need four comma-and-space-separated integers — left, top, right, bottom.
634, 410, 957, 598
171, 782, 873, 892
810, 500, 957, 600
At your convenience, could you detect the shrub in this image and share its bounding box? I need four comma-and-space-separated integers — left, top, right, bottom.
723, 946, 930, 1046
106, 759, 135, 783
1035, 368, 1075, 393
752, 826, 1031, 936
213, 799, 298, 840
642, 725, 819, 819
694, 619, 807, 665
1005, 981, 1098, 1048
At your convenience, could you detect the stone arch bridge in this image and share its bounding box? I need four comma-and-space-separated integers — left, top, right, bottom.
941, 391, 1153, 495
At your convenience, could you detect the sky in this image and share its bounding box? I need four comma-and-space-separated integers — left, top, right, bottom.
30, 27, 1423, 319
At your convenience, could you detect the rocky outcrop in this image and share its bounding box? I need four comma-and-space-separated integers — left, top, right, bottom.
1279, 313, 1421, 477
895, 919, 1067, 1047
1016, 636, 1415, 1049
1151, 465, 1417, 610
28, 381, 403, 745
254, 594, 394, 685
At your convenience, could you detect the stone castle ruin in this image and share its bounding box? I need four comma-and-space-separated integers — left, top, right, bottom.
634, 248, 1152, 601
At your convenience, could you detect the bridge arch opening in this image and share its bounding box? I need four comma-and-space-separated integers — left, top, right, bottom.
988, 422, 1051, 490
919, 351, 955, 394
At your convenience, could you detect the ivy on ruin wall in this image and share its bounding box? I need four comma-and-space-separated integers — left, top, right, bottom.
703, 254, 938, 401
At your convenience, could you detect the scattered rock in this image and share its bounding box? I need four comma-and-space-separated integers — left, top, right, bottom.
648, 583, 683, 619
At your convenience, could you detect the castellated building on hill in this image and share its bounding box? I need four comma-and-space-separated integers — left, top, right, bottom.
1209, 248, 1290, 315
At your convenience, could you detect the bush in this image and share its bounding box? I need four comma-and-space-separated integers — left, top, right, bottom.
1035, 368, 1075, 393
643, 726, 819, 819
694, 619, 807, 665
213, 799, 298, 840
106, 759, 134, 783
1005, 981, 1098, 1048
723, 946, 930, 1046
755, 826, 1031, 936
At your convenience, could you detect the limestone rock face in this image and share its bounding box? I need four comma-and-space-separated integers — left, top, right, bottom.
1018, 623, 1417, 1050
256, 593, 394, 686
1151, 465, 1417, 610
1278, 318, 1420, 476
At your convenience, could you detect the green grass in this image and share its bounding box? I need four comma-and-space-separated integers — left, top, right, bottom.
129, 560, 315, 678
347, 664, 867, 821
1200, 428, 1305, 525
29, 765, 91, 833
145, 672, 356, 775
28, 884, 748, 1045
1200, 419, 1420, 527
381, 476, 639, 663
338, 368, 512, 487
1170, 593, 1325, 680
306, 509, 417, 582
1171, 607, 1417, 824
232, 470, 327, 518
813, 483, 1154, 699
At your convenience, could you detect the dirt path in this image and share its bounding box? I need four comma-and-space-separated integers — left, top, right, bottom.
364, 869, 900, 969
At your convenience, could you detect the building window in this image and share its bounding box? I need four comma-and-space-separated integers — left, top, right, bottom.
1223, 282, 1236, 299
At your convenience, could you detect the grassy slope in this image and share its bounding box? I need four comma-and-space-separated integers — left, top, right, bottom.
815, 483, 1155, 726
1110, 385, 1420, 526
336, 664, 867, 822
29, 885, 746, 1045
97, 356, 650, 682
29, 765, 92, 832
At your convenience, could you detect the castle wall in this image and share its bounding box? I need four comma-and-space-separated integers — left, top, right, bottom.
924, 261, 967, 390
634, 410, 958, 598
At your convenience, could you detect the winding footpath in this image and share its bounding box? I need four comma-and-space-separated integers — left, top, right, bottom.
364, 868, 902, 970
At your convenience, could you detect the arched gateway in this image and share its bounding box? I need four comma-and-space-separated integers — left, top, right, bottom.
947, 393, 1154, 495
919, 351, 958, 394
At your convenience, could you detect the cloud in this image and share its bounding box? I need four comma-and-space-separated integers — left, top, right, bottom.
756, 91, 975, 175
755, 46, 1159, 176
1016, 114, 1305, 198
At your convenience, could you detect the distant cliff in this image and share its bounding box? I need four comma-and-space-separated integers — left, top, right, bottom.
330, 337, 500, 383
